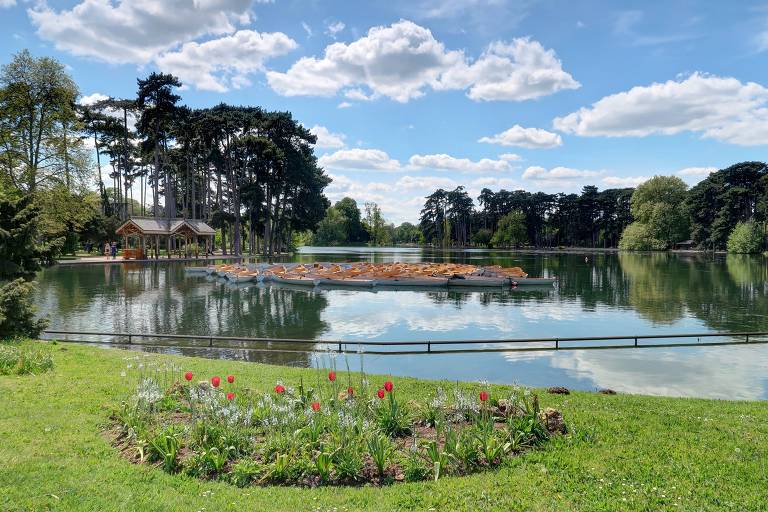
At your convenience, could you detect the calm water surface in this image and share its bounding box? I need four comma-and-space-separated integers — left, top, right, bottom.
35, 248, 768, 400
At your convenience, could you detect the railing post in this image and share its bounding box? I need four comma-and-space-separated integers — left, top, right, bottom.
427, 341, 431, 353
209, 336, 213, 347
634, 337, 638, 347
338, 342, 343, 353
746, 334, 750, 344
555, 339, 559, 350
127, 333, 132, 345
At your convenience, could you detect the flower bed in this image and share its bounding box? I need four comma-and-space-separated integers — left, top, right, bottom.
110, 366, 566, 487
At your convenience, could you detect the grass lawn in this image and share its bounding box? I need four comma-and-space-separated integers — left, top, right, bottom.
1, 342, 766, 511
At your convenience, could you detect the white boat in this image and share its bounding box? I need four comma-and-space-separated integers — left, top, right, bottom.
184, 266, 209, 273
271, 275, 319, 287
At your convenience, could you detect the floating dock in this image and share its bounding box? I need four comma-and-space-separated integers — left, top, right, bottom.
189, 262, 556, 289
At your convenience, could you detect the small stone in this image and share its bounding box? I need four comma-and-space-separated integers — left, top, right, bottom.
197, 381, 212, 391
599, 388, 617, 395
395, 473, 405, 481
539, 407, 566, 434
547, 386, 570, 395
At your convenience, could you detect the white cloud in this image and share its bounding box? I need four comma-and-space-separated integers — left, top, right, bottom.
522, 166, 600, 180
438, 38, 580, 102
1, 0, 16, 8
325, 21, 345, 38
677, 166, 717, 176
395, 175, 459, 191
29, 0, 255, 64
309, 125, 346, 149
267, 20, 578, 103
478, 124, 563, 148
601, 176, 648, 187
344, 88, 374, 101
302, 21, 313, 37
499, 153, 522, 161
78, 92, 110, 106
319, 148, 401, 171
154, 30, 297, 92
407, 153, 514, 173
554, 73, 768, 146
29, 1, 298, 93
337, 101, 353, 109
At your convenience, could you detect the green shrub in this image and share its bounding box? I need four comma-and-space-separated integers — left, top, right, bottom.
0, 279, 48, 339
618, 222, 666, 251
727, 221, 763, 254
0, 342, 53, 375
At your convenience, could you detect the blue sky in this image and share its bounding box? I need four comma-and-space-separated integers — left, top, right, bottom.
2, 0, 768, 223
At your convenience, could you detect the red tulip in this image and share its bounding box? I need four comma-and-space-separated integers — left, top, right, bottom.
384, 381, 393, 393
227, 375, 235, 384
184, 371, 193, 381
479, 391, 489, 402
211, 376, 221, 388
274, 384, 286, 394
377, 388, 385, 399
347, 386, 354, 396
227, 392, 235, 401
328, 371, 336, 382
311, 401, 320, 412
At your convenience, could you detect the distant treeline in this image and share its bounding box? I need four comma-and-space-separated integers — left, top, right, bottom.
312, 161, 768, 253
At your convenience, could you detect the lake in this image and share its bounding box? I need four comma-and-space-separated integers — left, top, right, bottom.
35, 247, 768, 400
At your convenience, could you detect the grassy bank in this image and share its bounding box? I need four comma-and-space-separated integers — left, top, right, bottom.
0, 342, 766, 511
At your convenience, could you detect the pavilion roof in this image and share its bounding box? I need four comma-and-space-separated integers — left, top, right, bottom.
116, 217, 216, 236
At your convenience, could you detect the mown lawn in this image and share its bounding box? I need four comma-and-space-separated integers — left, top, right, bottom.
0, 342, 766, 511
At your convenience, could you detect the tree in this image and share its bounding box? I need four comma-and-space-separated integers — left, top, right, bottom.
727, 221, 763, 253
0, 50, 83, 194
0, 194, 51, 338
686, 162, 768, 249
363, 202, 389, 246
0, 194, 48, 279
394, 222, 422, 244
472, 228, 492, 247
620, 176, 688, 250
491, 211, 527, 247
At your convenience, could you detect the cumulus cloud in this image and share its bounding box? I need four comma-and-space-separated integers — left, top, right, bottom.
154, 30, 297, 92
553, 73, 768, 146
407, 153, 514, 173
438, 39, 580, 101
1, 0, 16, 8
478, 124, 563, 148
29, 0, 255, 64
78, 92, 110, 106
319, 148, 401, 171
29, 1, 297, 92
395, 175, 459, 191
677, 166, 717, 176
522, 166, 600, 180
309, 125, 347, 149
601, 176, 648, 187
267, 20, 578, 103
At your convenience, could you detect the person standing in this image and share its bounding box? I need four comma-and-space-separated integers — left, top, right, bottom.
110, 241, 117, 259
103, 241, 110, 257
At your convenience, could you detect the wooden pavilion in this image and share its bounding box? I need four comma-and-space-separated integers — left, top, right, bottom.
115, 217, 216, 259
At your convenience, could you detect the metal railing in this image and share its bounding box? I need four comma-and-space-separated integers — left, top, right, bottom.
40, 330, 768, 356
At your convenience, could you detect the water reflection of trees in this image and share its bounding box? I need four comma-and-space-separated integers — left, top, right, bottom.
35, 264, 333, 366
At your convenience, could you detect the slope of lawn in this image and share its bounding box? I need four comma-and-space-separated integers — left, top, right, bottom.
0, 341, 766, 511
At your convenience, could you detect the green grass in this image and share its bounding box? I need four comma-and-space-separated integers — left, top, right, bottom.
0, 342, 766, 511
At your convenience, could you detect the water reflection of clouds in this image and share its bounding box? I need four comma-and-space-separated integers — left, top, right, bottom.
502, 346, 768, 400
319, 290, 522, 338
